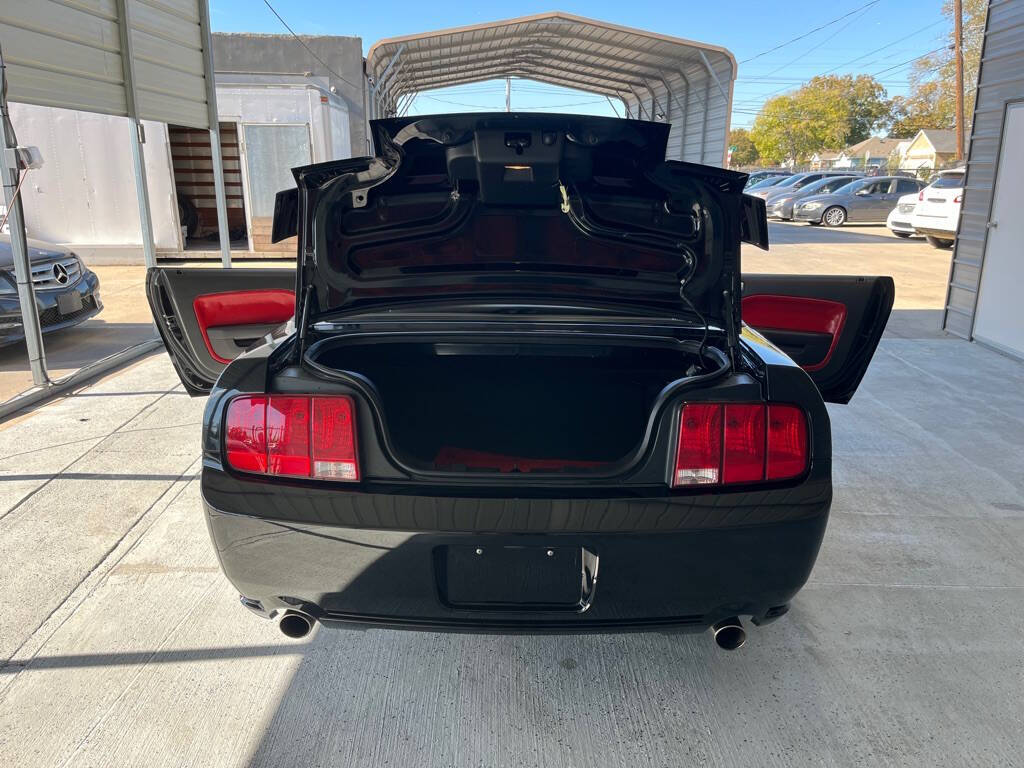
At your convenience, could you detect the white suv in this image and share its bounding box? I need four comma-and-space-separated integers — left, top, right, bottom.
886, 193, 919, 238
910, 168, 965, 248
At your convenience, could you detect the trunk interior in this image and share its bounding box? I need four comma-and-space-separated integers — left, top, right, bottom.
312, 339, 700, 473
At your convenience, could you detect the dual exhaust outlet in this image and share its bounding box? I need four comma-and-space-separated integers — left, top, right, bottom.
710, 616, 747, 651
278, 610, 314, 639
276, 610, 748, 649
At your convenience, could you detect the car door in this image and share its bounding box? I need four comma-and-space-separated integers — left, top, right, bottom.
848, 180, 886, 221
146, 267, 296, 395
741, 274, 895, 404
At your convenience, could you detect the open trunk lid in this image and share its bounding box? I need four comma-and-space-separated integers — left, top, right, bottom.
280, 114, 761, 340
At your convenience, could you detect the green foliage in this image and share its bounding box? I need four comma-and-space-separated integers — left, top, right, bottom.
891, 0, 987, 137
750, 75, 893, 164
728, 128, 759, 166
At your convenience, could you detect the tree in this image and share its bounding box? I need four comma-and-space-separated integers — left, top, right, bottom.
890, 0, 987, 137
750, 75, 892, 164
728, 128, 759, 166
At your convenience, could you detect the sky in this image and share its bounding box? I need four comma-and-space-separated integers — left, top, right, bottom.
209, 0, 952, 129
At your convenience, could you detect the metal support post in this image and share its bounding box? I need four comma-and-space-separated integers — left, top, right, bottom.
117, 0, 157, 269
198, 0, 231, 266
127, 120, 157, 269
1, 51, 48, 386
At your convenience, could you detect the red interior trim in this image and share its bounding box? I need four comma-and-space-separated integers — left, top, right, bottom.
742, 294, 847, 372
193, 289, 294, 363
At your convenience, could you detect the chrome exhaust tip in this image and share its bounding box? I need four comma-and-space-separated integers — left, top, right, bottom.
278, 611, 314, 639
711, 616, 746, 651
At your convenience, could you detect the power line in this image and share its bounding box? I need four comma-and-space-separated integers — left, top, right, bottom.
732, 17, 965, 120
750, 5, 876, 81
739, 0, 882, 64
869, 45, 948, 78
261, 0, 363, 92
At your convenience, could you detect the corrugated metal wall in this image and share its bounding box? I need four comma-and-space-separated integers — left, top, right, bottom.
0, 0, 212, 128
943, 0, 1024, 337
621, 52, 734, 167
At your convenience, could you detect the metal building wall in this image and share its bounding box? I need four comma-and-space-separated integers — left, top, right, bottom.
0, 0, 212, 129
943, 0, 1024, 338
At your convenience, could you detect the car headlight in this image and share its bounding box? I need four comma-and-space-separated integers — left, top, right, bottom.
802, 201, 823, 210
0, 271, 17, 295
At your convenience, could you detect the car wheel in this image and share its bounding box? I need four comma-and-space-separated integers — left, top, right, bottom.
894, 231, 911, 238
925, 236, 954, 249
823, 206, 846, 227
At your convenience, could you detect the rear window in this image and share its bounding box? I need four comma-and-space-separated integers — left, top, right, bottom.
930, 173, 965, 189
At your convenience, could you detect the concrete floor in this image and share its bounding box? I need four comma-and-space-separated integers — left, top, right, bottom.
1, 307, 1023, 766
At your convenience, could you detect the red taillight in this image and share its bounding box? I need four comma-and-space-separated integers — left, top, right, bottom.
953, 194, 962, 203
311, 397, 359, 481
918, 190, 925, 201
723, 404, 766, 484
674, 403, 722, 486
766, 404, 808, 480
225, 396, 267, 473
673, 403, 807, 487
267, 396, 311, 477
225, 395, 358, 482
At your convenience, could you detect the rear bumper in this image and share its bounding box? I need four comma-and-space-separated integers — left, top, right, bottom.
203, 471, 831, 633
912, 225, 956, 239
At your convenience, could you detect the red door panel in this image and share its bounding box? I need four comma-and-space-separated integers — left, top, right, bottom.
193, 289, 295, 363
742, 275, 894, 404
741, 294, 847, 371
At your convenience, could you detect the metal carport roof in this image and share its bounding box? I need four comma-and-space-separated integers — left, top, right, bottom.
365, 12, 736, 166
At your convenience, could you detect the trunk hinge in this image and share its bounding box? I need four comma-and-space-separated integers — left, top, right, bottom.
294, 284, 315, 363
722, 287, 740, 369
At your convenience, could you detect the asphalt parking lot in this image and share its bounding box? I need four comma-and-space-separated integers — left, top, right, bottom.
3, 225, 1022, 766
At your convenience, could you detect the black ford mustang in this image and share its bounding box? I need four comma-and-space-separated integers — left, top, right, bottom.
147, 114, 892, 649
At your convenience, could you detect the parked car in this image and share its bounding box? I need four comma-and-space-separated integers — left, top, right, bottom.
793, 176, 927, 226
886, 193, 920, 238
0, 235, 102, 347
745, 174, 794, 195
910, 168, 965, 248
766, 174, 863, 221
744, 170, 788, 189
146, 114, 893, 648
746, 174, 801, 199
760, 171, 861, 207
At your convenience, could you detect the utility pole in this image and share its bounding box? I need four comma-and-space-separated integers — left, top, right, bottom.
954, 0, 965, 161
505, 77, 511, 112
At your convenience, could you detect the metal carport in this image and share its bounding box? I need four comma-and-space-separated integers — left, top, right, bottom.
364, 12, 736, 167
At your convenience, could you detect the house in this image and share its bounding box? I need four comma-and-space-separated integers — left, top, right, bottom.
809, 150, 840, 170
901, 129, 958, 170
832, 136, 902, 169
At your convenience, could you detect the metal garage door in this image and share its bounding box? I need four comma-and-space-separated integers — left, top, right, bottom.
972, 102, 1024, 358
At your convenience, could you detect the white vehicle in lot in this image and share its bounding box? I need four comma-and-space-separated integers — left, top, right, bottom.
886, 193, 920, 238
910, 168, 965, 248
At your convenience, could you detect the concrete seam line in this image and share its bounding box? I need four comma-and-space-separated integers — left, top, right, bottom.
0, 457, 202, 694
0, 383, 177, 525
0, 340, 163, 422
